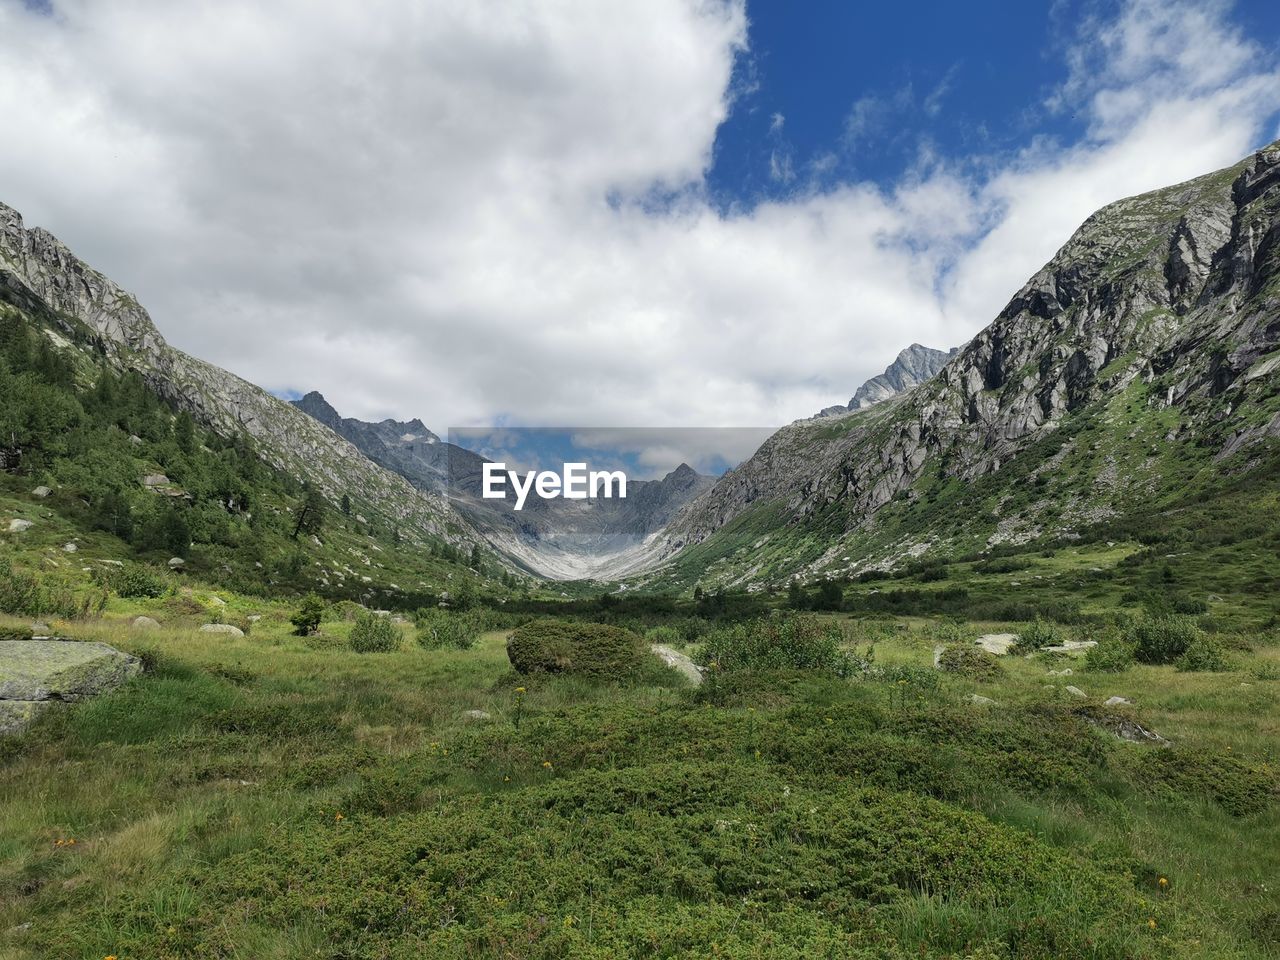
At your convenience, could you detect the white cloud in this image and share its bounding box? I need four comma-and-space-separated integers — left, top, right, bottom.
0, 0, 1276, 439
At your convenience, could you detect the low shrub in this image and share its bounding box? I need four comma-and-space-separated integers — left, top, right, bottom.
349, 611, 400, 653
506, 619, 649, 680
1014, 618, 1060, 653
1146, 747, 1273, 816
99, 561, 169, 599
1084, 637, 1135, 673
416, 609, 482, 650
1176, 636, 1231, 672
937, 644, 1003, 680
1125, 614, 1202, 665
698, 614, 854, 676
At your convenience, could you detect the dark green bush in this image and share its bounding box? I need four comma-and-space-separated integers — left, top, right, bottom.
349, 611, 400, 653
937, 644, 1003, 680
698, 614, 853, 676
1146, 747, 1273, 816
1176, 636, 1231, 672
1084, 637, 1135, 673
1125, 614, 1201, 664
506, 619, 649, 679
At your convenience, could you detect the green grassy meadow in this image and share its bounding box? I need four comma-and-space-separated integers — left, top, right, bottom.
1, 587, 1277, 959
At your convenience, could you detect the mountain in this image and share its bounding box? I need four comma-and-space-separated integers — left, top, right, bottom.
289, 392, 714, 579
632, 139, 1280, 589
0, 200, 509, 609
0, 203, 483, 564
814, 344, 957, 418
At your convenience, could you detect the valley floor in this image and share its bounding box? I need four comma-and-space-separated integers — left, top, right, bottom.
0, 601, 1278, 959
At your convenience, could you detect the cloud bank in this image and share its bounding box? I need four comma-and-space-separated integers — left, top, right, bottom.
0, 0, 1276, 431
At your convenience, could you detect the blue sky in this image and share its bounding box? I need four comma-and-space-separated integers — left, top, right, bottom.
708, 0, 1280, 206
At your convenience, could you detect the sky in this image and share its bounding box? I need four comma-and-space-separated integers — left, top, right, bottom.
2, 0, 1279, 436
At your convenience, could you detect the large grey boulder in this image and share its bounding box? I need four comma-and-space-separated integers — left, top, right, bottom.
131, 616, 161, 630
0, 640, 142, 735
199, 623, 243, 636
7, 519, 33, 533
974, 633, 1018, 655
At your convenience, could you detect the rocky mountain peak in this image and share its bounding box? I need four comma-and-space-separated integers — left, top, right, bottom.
814, 342, 956, 418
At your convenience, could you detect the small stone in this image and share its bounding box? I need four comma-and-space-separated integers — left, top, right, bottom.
967, 694, 997, 706
247, 615, 262, 623
198, 624, 244, 636
131, 616, 161, 630
141, 474, 170, 487
167, 557, 185, 569
461, 709, 492, 722
1047, 667, 1073, 676
1103, 696, 1131, 707
61, 542, 78, 553
1064, 685, 1088, 699
31, 486, 51, 498
128, 434, 143, 445
7, 519, 33, 533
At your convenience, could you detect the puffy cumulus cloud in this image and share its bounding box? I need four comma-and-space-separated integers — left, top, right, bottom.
0, 0, 1276, 440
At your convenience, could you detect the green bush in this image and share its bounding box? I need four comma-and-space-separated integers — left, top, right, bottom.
1176, 636, 1231, 672
290, 593, 326, 636
1014, 618, 1060, 653
0, 557, 80, 618
698, 614, 854, 676
349, 611, 400, 653
1084, 637, 1135, 673
415, 609, 482, 650
506, 619, 649, 680
643, 624, 684, 647
937, 644, 1003, 680
1125, 614, 1202, 664
99, 561, 169, 599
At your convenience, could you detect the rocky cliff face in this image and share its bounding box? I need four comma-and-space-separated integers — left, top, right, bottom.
815, 344, 957, 417
0, 203, 470, 546
637, 139, 1280, 586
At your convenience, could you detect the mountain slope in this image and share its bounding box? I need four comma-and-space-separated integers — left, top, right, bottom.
0, 204, 476, 552
814, 343, 957, 417
638, 139, 1280, 589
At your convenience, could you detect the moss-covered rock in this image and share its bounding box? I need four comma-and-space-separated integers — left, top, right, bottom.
0, 639, 142, 734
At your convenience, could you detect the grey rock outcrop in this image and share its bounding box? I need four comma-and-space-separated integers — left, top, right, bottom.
629, 138, 1280, 585
816, 344, 957, 416
199, 624, 244, 636
0, 639, 142, 735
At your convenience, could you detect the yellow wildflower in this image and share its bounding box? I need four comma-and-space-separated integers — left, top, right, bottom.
1158, 876, 1168, 888
515, 686, 526, 694
334, 812, 345, 821
542, 760, 553, 769
1147, 918, 1157, 929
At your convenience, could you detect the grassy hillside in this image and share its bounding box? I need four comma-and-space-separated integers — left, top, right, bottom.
0, 300, 520, 613
0, 591, 1277, 958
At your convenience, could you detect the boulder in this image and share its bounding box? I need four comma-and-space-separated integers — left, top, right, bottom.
167, 557, 185, 570
30, 622, 50, 636
7, 519, 33, 533
1064, 685, 1088, 699
974, 633, 1017, 655
199, 624, 244, 637
1044, 640, 1097, 654
1103, 696, 1132, 707
141, 474, 170, 487
461, 709, 492, 722
62, 542, 78, 553
31, 486, 51, 498
0, 639, 142, 735
967, 694, 997, 706
131, 616, 161, 630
